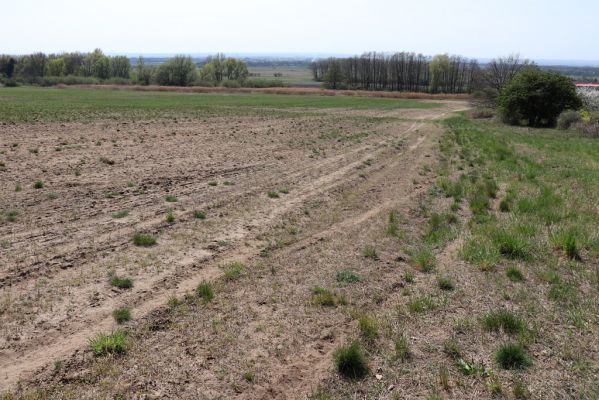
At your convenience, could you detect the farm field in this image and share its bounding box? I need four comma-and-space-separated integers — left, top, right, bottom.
1, 87, 598, 399
247, 66, 318, 87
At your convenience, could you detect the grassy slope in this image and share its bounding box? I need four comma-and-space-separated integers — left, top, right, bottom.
0, 87, 438, 123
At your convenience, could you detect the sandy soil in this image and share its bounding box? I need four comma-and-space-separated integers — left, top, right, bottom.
0, 100, 468, 397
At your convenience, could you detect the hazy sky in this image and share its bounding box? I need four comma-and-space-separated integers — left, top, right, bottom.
3, 0, 598, 60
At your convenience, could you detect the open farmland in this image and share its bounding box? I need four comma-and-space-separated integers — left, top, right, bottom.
1, 87, 598, 399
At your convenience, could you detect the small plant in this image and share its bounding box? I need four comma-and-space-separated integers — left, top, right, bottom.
333, 342, 369, 379
112, 308, 131, 324
362, 245, 379, 260
166, 210, 175, 223
495, 343, 531, 369
99, 156, 115, 165
110, 275, 133, 289
443, 337, 461, 359
279, 187, 289, 194
482, 310, 525, 335
89, 330, 127, 356
438, 366, 450, 391
492, 229, 529, 260
224, 262, 244, 280
194, 210, 206, 219
386, 211, 399, 237
15, 183, 22, 192
408, 294, 437, 314
513, 379, 531, 399
394, 334, 411, 361
403, 271, 415, 284
208, 181, 218, 187
437, 276, 455, 291
267, 191, 279, 198
411, 247, 436, 272
165, 195, 178, 202
4, 210, 18, 223
197, 281, 214, 303
358, 315, 379, 343
223, 181, 234, 186
33, 180, 44, 189
456, 358, 489, 377
133, 233, 156, 247
112, 209, 129, 219
506, 266, 524, 282
311, 287, 345, 307
243, 371, 254, 382
336, 270, 360, 284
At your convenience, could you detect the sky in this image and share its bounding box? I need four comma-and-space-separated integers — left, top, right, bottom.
3, 0, 598, 61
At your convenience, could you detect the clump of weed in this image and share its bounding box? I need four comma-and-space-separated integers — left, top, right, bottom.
394, 334, 411, 361
492, 229, 529, 260
408, 294, 437, 314
461, 237, 500, 270
166, 210, 175, 223
513, 379, 531, 399
357, 315, 379, 343
165, 195, 178, 202
133, 233, 156, 247
437, 276, 455, 291
33, 180, 44, 189
362, 245, 379, 260
223, 181, 234, 186
194, 210, 206, 219
495, 343, 531, 369
386, 211, 399, 237
110, 275, 133, 289
112, 308, 131, 324
333, 342, 369, 379
443, 337, 461, 359
224, 262, 244, 281
279, 187, 289, 194
482, 310, 525, 335
208, 181, 218, 186
411, 247, 436, 272
311, 287, 345, 307
551, 230, 581, 261
89, 330, 127, 356
506, 266, 524, 282
15, 183, 22, 192
99, 156, 115, 165
243, 371, 254, 382
112, 209, 129, 219
267, 191, 279, 199
197, 281, 214, 303
4, 210, 18, 223
336, 270, 360, 284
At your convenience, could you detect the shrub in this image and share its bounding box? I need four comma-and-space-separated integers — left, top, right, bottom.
194, 210, 206, 219
133, 233, 156, 247
333, 343, 369, 379
336, 270, 360, 284
90, 330, 127, 356
197, 281, 214, 303
33, 180, 44, 189
110, 275, 133, 289
498, 68, 582, 127
557, 110, 581, 130
482, 310, 525, 335
112, 308, 131, 324
495, 343, 531, 369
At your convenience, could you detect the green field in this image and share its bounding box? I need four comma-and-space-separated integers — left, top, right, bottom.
247, 65, 318, 86
0, 87, 439, 123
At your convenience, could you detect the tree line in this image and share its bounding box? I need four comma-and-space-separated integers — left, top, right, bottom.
0, 50, 249, 87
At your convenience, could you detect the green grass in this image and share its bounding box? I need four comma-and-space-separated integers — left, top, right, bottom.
111, 209, 129, 219
506, 266, 524, 282
481, 310, 526, 335
110, 275, 133, 289
495, 343, 532, 370
224, 262, 244, 281
410, 246, 436, 272
311, 287, 345, 307
336, 270, 361, 284
333, 342, 369, 379
132, 233, 157, 247
437, 276, 455, 291
394, 334, 411, 361
165, 195, 178, 202
112, 308, 131, 324
362, 245, 379, 260
193, 210, 206, 219
0, 87, 439, 124
89, 330, 127, 356
33, 180, 44, 189
197, 281, 214, 303
357, 315, 379, 343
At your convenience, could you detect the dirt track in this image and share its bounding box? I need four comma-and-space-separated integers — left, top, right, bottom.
0, 100, 467, 396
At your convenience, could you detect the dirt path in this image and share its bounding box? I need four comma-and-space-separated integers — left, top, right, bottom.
0, 101, 466, 394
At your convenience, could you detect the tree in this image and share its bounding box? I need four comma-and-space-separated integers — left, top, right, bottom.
0, 56, 16, 78
135, 56, 153, 85
47, 58, 65, 76
497, 68, 582, 127
324, 58, 344, 89
110, 56, 131, 79
155, 55, 196, 86
473, 54, 532, 105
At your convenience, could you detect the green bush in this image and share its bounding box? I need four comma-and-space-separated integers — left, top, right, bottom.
89, 330, 127, 356
495, 343, 531, 369
133, 233, 156, 247
557, 110, 582, 130
498, 68, 582, 127
333, 342, 369, 379
197, 281, 214, 303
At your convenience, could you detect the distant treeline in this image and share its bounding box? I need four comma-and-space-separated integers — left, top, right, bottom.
0, 50, 286, 88
311, 52, 479, 93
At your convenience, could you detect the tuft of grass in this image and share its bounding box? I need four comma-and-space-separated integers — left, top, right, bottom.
492, 229, 529, 260
133, 233, 156, 247
513, 379, 531, 399
552, 230, 581, 261
411, 246, 436, 272
437, 276, 455, 291
279, 187, 289, 194
166, 210, 175, 223
89, 330, 127, 356
386, 211, 399, 237
99, 156, 115, 165
243, 371, 254, 382
362, 245, 379, 260
336, 270, 360, 284
197, 281, 214, 303
333, 342, 369, 379
208, 181, 218, 186
357, 315, 379, 343
443, 337, 461, 359
112, 209, 129, 219
495, 343, 531, 369
311, 287, 345, 307
110, 275, 133, 289
267, 191, 279, 199
223, 181, 234, 186
482, 310, 525, 335
165, 195, 178, 202
112, 308, 131, 324
33, 180, 44, 189
224, 262, 244, 281
4, 210, 18, 223
506, 266, 524, 282
394, 334, 411, 361
194, 210, 206, 219
408, 294, 437, 314
461, 237, 500, 270
15, 183, 22, 192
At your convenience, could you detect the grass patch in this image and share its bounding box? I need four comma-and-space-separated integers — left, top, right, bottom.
112, 209, 129, 219
224, 261, 244, 281
394, 334, 411, 361
411, 246, 436, 272
482, 310, 526, 335
197, 281, 214, 303
165, 195, 178, 202
362, 245, 379, 260
357, 315, 379, 343
506, 266, 524, 282
112, 308, 131, 324
267, 191, 279, 199
133, 233, 156, 247
333, 342, 369, 379
437, 276, 455, 291
311, 287, 345, 307
495, 343, 531, 369
336, 270, 360, 284
33, 180, 44, 189
110, 275, 133, 289
386, 211, 400, 237
89, 330, 127, 356
193, 210, 206, 219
